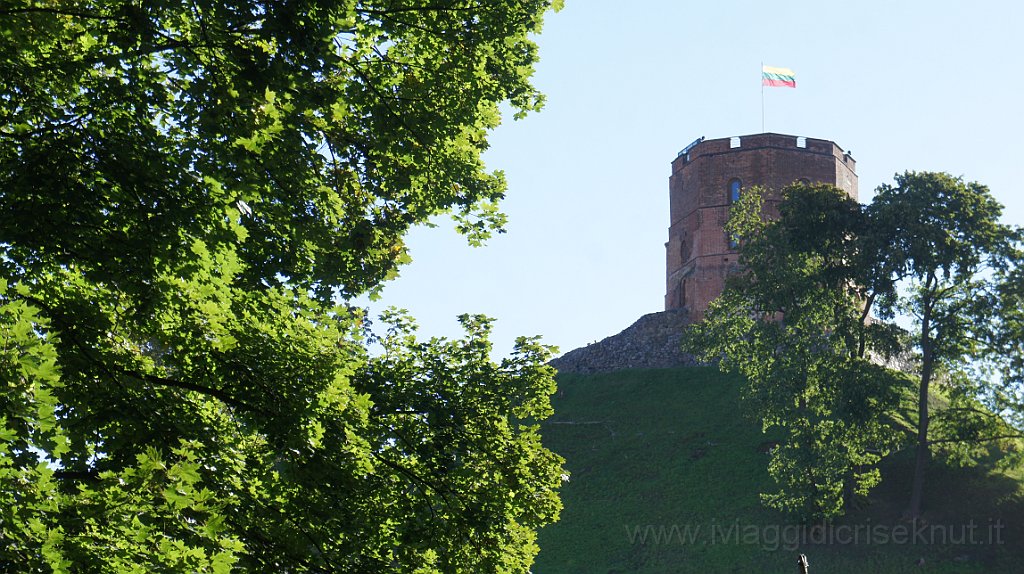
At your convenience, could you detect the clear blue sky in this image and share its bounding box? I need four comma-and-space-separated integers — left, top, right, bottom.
366, 0, 1024, 358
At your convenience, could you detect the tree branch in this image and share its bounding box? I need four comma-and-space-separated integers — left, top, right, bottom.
120, 368, 267, 415
928, 433, 1024, 446
53, 469, 100, 482
0, 7, 126, 21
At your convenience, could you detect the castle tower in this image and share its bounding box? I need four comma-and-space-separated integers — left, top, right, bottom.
665, 133, 858, 322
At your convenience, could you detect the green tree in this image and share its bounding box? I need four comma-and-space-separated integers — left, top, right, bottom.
685, 184, 904, 519
0, 0, 564, 571
989, 263, 1024, 438
868, 171, 1022, 518
691, 174, 1024, 521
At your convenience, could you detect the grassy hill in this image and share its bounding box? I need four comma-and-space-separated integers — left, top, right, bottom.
534, 367, 1024, 573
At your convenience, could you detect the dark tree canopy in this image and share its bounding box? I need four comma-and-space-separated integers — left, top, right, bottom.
686, 184, 905, 518
868, 172, 1022, 518
687, 176, 1024, 520
0, 1, 565, 571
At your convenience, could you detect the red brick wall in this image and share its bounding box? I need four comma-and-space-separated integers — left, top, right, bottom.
666, 133, 858, 321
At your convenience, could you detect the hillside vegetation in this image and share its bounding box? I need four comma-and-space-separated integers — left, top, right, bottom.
534, 368, 1024, 573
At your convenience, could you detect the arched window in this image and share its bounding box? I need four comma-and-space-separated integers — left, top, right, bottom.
728, 179, 741, 204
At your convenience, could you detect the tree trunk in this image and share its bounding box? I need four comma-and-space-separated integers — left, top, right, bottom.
907, 372, 930, 518
856, 291, 876, 359
908, 298, 935, 519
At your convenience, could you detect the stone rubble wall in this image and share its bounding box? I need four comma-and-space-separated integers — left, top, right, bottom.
549, 309, 698, 375
548, 310, 917, 376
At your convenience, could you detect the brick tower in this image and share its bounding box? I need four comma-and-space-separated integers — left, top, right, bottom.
665, 133, 858, 322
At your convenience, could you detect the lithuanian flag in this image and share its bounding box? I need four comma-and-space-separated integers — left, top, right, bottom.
762, 65, 796, 88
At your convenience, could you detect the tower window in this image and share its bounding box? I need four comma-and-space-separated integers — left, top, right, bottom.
726, 231, 739, 250
728, 179, 742, 204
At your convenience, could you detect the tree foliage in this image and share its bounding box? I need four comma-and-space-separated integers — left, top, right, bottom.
687, 176, 1023, 519
686, 184, 905, 519
0, 0, 564, 571
867, 172, 1022, 517
991, 263, 1024, 432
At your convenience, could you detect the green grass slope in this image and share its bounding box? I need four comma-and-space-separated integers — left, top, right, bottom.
534, 367, 1024, 574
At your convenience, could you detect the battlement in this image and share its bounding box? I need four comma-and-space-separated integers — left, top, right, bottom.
672, 133, 855, 175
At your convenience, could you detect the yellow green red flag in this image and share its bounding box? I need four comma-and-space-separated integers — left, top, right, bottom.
762, 65, 796, 88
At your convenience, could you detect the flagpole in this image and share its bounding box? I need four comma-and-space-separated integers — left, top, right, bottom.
760, 61, 765, 133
